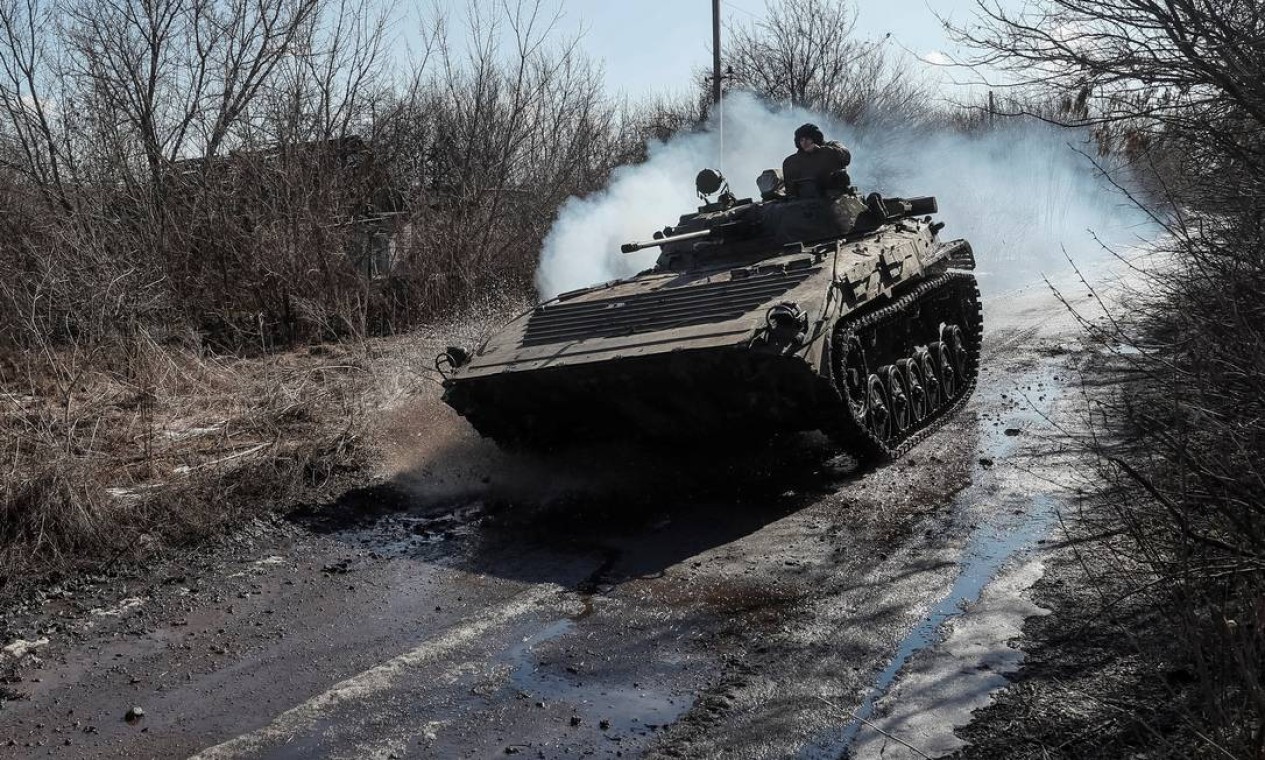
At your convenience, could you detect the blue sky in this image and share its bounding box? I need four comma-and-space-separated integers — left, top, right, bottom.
533, 0, 1008, 100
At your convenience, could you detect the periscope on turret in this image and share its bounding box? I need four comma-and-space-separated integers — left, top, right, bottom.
436, 164, 982, 462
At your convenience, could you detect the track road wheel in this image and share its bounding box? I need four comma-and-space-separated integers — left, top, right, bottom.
864, 373, 892, 443
942, 324, 969, 381
898, 357, 929, 423
929, 341, 958, 400
837, 333, 869, 421
882, 365, 912, 435
915, 348, 941, 412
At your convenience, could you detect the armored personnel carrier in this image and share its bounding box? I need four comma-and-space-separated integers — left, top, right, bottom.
436, 167, 982, 461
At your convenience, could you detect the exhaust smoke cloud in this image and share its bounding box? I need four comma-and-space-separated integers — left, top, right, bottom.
536, 92, 1157, 301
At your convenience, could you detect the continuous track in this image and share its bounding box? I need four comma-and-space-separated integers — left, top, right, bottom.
827, 271, 984, 461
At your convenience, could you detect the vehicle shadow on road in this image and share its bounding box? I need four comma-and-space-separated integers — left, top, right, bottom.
292, 430, 866, 592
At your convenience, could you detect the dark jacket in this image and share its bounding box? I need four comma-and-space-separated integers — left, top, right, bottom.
782, 141, 851, 197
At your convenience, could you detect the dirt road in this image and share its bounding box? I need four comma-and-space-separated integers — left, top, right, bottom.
0, 262, 1120, 759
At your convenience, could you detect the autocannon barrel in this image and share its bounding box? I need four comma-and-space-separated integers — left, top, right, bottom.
620, 219, 756, 254
620, 228, 713, 254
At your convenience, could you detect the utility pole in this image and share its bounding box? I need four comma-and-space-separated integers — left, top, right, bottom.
712, 0, 722, 105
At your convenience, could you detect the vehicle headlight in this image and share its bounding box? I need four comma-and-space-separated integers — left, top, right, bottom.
766, 301, 807, 340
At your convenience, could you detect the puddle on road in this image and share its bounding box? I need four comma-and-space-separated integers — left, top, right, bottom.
834, 494, 1056, 755
813, 362, 1065, 759
504, 616, 693, 742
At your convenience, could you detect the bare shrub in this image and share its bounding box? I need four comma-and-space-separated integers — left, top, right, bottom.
0, 0, 645, 347
724, 0, 936, 126
368, 1, 628, 320
960, 0, 1265, 753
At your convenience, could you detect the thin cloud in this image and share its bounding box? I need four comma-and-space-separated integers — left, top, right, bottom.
920, 50, 953, 66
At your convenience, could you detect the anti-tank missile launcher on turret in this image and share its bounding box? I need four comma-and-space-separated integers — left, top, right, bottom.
436, 165, 982, 461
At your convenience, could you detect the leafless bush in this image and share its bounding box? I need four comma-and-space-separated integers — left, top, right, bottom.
0, 0, 649, 580
724, 0, 936, 127
366, 1, 629, 320
0, 0, 587, 344
626, 91, 711, 146
961, 0, 1265, 753
959, 0, 1265, 202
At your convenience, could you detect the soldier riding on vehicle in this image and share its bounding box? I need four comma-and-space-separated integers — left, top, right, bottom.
782, 123, 851, 198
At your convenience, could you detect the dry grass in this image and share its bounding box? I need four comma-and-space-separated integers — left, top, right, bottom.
0, 335, 393, 590
0, 293, 518, 595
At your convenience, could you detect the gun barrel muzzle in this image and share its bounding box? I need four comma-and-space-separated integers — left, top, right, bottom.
620, 228, 712, 254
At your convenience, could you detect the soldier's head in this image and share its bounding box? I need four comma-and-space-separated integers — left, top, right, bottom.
794, 123, 824, 152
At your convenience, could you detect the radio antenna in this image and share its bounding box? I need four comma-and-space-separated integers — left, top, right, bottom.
712, 0, 723, 175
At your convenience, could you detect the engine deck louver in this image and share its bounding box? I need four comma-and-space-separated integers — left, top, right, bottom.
522, 270, 815, 346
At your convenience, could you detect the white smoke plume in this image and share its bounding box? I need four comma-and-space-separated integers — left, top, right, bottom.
535, 91, 1158, 300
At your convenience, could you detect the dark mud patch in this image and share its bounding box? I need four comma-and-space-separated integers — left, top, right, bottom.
642, 575, 809, 617
296, 429, 866, 598
288, 481, 422, 531
0, 684, 28, 705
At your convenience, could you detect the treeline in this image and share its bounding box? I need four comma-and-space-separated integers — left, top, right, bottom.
0, 0, 962, 360
0, 0, 658, 357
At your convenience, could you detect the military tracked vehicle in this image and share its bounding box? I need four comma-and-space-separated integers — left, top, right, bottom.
436, 166, 982, 461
